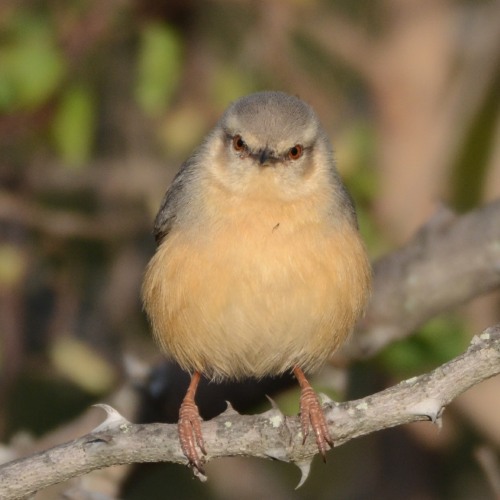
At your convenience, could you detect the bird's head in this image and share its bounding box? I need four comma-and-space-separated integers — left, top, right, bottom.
202, 91, 335, 200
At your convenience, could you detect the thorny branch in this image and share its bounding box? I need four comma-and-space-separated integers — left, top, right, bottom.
1, 324, 499, 500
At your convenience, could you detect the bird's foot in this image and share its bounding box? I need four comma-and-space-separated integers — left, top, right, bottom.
178, 371, 206, 473
299, 385, 333, 460
179, 396, 206, 473
294, 367, 333, 460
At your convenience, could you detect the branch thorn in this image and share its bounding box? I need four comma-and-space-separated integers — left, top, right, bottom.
91, 404, 131, 433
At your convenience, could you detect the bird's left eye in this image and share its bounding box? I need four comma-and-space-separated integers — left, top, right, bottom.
288, 144, 303, 160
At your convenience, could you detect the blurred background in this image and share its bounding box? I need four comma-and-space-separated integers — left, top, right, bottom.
1, 0, 500, 498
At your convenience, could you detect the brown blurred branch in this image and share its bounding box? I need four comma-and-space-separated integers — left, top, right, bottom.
0, 191, 148, 240
1, 324, 499, 499
349, 199, 500, 358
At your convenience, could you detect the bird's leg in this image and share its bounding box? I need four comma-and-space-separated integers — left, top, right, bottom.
178, 371, 206, 472
293, 366, 334, 461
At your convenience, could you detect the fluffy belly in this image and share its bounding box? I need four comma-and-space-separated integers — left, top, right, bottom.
143, 219, 370, 380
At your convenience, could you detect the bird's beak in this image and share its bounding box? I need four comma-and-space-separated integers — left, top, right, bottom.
258, 148, 272, 166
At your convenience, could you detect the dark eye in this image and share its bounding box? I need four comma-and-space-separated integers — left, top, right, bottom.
288, 144, 303, 160
232, 135, 246, 152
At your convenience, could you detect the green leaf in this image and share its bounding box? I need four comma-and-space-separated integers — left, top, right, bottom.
135, 23, 183, 117
0, 15, 65, 111
52, 85, 95, 168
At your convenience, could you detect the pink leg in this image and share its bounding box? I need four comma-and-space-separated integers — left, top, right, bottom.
178, 371, 206, 472
294, 366, 333, 461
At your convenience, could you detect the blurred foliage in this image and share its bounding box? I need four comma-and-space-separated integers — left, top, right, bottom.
159, 103, 208, 156
377, 316, 470, 378
52, 84, 96, 167
49, 336, 117, 394
0, 11, 65, 111
451, 64, 500, 211
210, 64, 256, 109
7, 371, 96, 437
336, 122, 384, 255
135, 23, 183, 117
0, 244, 26, 287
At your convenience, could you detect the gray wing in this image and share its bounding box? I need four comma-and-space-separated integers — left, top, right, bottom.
326, 154, 359, 229
153, 158, 196, 245
337, 180, 359, 229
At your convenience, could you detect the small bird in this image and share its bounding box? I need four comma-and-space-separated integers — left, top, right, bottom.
142, 91, 371, 473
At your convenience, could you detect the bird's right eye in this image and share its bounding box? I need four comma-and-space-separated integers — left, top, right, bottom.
232, 135, 246, 152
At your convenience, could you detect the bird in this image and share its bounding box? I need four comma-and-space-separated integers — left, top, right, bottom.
142, 90, 372, 473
